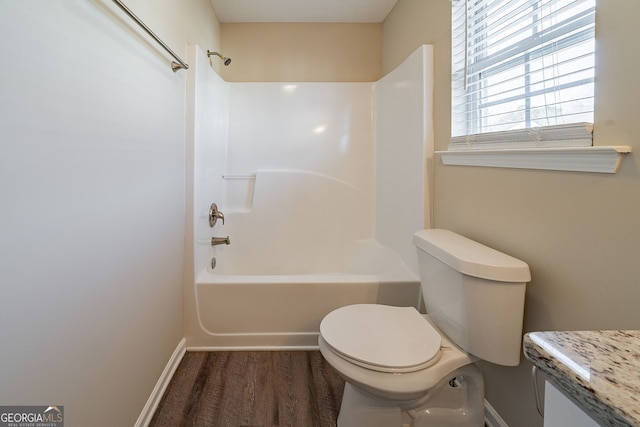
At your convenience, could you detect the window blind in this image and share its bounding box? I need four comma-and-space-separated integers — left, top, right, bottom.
451, 0, 595, 149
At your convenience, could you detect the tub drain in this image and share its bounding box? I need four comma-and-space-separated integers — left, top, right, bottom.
211, 257, 217, 270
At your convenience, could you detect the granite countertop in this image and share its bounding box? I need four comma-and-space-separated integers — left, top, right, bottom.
523, 330, 640, 427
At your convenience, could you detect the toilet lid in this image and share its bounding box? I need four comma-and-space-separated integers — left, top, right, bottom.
320, 304, 442, 373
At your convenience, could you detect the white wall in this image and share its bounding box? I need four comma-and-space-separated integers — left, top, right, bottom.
226, 82, 375, 191
187, 45, 230, 285
187, 51, 433, 279
0, 1, 219, 425
184, 45, 230, 345
199, 80, 377, 275
374, 45, 433, 274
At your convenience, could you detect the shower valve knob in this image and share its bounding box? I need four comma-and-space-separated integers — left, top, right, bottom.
209, 203, 225, 227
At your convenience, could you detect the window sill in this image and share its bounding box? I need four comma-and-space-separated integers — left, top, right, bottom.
435, 146, 632, 174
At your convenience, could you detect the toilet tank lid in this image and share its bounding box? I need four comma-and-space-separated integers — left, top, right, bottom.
413, 229, 531, 283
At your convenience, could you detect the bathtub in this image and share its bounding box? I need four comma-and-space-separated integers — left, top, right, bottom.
192, 239, 420, 349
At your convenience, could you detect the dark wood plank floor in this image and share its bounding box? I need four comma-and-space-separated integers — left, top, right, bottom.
150, 351, 345, 427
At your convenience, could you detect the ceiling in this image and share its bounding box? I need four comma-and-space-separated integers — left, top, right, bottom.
210, 0, 399, 23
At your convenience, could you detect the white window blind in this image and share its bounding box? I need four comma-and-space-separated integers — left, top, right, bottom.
451, 0, 595, 150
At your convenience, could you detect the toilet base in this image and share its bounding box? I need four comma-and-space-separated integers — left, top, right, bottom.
337, 364, 485, 427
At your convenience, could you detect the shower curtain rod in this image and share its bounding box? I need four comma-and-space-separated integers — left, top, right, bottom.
112, 0, 189, 72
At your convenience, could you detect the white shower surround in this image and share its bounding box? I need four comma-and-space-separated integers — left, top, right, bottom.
185, 44, 433, 349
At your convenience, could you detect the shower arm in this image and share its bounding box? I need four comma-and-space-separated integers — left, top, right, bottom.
207, 50, 232, 66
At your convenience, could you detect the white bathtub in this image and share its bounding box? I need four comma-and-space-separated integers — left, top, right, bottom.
193, 240, 420, 349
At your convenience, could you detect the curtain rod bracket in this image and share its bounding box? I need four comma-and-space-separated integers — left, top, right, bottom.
112, 0, 189, 72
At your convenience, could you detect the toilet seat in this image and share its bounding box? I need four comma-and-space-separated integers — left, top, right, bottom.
319, 304, 442, 373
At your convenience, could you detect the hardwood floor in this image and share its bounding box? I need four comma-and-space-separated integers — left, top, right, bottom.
149, 351, 345, 427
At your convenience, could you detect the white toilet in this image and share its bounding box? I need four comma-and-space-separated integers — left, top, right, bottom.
318, 229, 531, 427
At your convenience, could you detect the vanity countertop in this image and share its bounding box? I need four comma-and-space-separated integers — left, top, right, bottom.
523, 330, 640, 427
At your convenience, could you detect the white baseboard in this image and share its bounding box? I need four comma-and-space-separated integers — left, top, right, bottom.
135, 338, 187, 427
485, 399, 509, 427
187, 345, 319, 351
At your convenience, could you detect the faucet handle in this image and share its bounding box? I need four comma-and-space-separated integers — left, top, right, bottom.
209, 203, 225, 227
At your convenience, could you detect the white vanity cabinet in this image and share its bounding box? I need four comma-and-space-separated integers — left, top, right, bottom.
544, 381, 602, 427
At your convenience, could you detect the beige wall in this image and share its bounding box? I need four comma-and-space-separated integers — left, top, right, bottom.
219, 23, 382, 81
383, 1, 640, 426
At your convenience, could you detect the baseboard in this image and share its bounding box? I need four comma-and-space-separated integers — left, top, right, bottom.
187, 345, 319, 351
134, 338, 187, 427
485, 399, 509, 427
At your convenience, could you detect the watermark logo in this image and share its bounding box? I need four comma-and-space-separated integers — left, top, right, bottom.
0, 406, 63, 427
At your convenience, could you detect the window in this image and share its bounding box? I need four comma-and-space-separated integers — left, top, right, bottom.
450, 0, 595, 150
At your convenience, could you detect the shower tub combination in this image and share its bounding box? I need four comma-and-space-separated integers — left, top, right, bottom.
195, 240, 420, 349
185, 43, 432, 350
191, 170, 421, 349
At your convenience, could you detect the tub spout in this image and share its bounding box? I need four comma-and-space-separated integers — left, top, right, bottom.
211, 236, 230, 246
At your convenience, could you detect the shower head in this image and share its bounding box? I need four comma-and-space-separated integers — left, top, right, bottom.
207, 50, 232, 66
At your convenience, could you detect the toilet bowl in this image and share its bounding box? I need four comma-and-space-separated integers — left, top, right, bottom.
319, 305, 484, 426
318, 229, 531, 427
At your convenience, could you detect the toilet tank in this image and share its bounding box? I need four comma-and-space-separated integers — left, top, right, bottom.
413, 229, 531, 366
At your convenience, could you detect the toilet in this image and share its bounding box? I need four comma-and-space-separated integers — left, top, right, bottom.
318, 229, 531, 427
